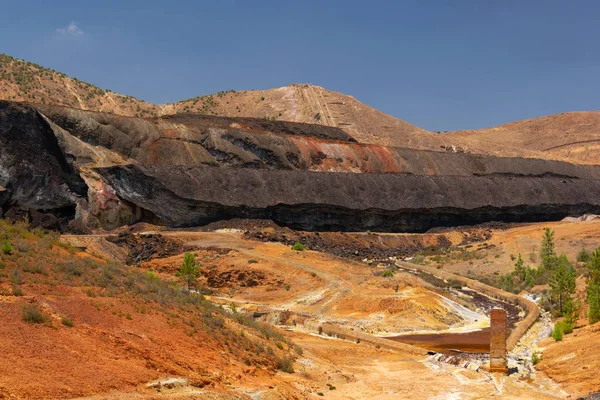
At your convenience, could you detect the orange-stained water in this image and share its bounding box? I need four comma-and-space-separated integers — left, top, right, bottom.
387, 328, 491, 353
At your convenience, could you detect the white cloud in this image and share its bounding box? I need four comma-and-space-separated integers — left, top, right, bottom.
56, 22, 84, 36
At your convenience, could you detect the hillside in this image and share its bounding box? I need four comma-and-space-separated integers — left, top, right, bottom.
448, 112, 600, 164
6, 53, 600, 165
0, 219, 303, 399
0, 54, 443, 148
169, 84, 434, 148
0, 54, 159, 117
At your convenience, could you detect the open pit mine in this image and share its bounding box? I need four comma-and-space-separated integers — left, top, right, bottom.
2, 97, 600, 399
2, 100, 600, 233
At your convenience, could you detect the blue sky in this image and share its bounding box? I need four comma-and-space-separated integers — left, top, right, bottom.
1, 0, 599, 131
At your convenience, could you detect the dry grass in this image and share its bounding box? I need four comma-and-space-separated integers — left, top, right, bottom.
0, 218, 298, 372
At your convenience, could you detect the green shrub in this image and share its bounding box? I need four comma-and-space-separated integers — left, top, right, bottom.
61, 316, 74, 327
382, 269, 394, 278
531, 352, 540, 365
291, 242, 304, 251
551, 323, 563, 341
247, 259, 258, 264
22, 305, 47, 324
555, 320, 573, 335
577, 248, 591, 263
276, 356, 294, 373
12, 286, 23, 296
2, 240, 12, 255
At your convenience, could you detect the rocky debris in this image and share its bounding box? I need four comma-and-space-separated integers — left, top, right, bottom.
205, 268, 283, 289
200, 218, 282, 232
246, 229, 441, 260
563, 214, 600, 222
580, 391, 600, 400
106, 233, 184, 265
146, 377, 188, 390
431, 352, 486, 371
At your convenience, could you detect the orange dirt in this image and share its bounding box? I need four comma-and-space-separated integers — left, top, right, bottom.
141, 232, 473, 335
537, 322, 600, 398
0, 223, 303, 399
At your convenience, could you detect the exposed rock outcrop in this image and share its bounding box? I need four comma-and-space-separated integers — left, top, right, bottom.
3, 100, 600, 232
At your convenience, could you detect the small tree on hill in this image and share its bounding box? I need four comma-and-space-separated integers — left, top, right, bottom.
540, 228, 557, 270
524, 267, 535, 288
587, 247, 600, 324
549, 254, 576, 314
513, 253, 525, 282
177, 252, 201, 292
563, 297, 578, 325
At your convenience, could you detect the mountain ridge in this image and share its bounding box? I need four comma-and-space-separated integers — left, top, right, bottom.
0, 54, 430, 148
3, 53, 600, 164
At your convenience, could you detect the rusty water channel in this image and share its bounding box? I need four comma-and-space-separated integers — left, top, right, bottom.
386, 268, 521, 355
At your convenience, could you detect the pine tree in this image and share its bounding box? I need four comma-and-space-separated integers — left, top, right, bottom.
563, 297, 578, 325
549, 254, 576, 313
514, 253, 525, 282
541, 228, 557, 270
587, 247, 600, 324
524, 267, 535, 288
177, 252, 201, 291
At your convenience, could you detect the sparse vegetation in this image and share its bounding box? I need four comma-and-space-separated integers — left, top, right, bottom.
292, 242, 305, 251
276, 356, 294, 373
22, 305, 47, 324
0, 217, 299, 377
577, 248, 591, 264
382, 269, 394, 278
2, 240, 12, 255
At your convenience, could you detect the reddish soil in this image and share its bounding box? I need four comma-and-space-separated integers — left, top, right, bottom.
537, 322, 600, 398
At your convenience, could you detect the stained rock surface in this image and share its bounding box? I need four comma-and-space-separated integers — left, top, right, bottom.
3, 100, 600, 232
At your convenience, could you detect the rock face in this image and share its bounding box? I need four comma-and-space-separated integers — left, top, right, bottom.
0, 101, 88, 229
3, 100, 600, 232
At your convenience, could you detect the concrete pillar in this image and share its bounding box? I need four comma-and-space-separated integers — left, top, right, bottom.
489, 308, 508, 373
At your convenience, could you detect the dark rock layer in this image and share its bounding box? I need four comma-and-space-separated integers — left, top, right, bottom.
0, 101, 87, 228
96, 163, 600, 232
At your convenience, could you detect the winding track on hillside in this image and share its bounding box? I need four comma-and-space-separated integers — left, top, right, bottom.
395, 260, 539, 351
163, 232, 541, 351
63, 230, 540, 352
